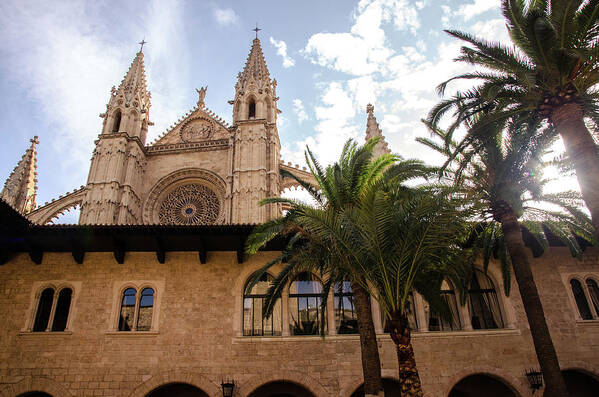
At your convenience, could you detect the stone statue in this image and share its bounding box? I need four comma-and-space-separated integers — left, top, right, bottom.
196, 86, 207, 108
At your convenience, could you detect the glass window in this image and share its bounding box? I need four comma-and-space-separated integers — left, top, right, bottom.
33, 288, 54, 332
571, 279, 593, 320
335, 281, 358, 334
468, 270, 504, 329
51, 288, 72, 332
289, 273, 325, 335
118, 288, 136, 331
585, 279, 599, 317
429, 281, 461, 331
136, 288, 154, 331
243, 273, 282, 336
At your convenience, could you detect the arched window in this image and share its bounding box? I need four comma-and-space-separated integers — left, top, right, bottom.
289, 273, 325, 335
382, 291, 418, 332
468, 270, 504, 329
571, 279, 593, 320
136, 288, 155, 331
118, 288, 137, 331
429, 280, 460, 331
32, 287, 73, 332
586, 278, 599, 317
51, 288, 72, 331
248, 99, 256, 119
112, 110, 121, 133
243, 273, 282, 336
334, 281, 358, 334
33, 288, 54, 332
118, 287, 156, 331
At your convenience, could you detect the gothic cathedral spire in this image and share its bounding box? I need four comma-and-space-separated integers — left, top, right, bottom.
80, 49, 149, 225
365, 104, 391, 158
99, 50, 152, 144
230, 35, 281, 223
1, 136, 39, 214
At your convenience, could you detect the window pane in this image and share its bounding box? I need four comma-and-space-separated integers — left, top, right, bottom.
585, 279, 599, 317
429, 284, 460, 331
289, 274, 325, 335
33, 288, 54, 332
118, 288, 136, 331
51, 288, 72, 331
335, 282, 358, 334
571, 279, 593, 320
469, 270, 504, 329
243, 273, 281, 336
136, 288, 154, 331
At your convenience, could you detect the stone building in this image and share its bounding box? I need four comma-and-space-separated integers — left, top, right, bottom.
1, 36, 599, 397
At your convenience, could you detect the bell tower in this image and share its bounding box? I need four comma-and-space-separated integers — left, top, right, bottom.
229, 34, 281, 223
79, 46, 151, 224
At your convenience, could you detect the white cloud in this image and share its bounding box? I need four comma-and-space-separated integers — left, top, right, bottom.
292, 99, 308, 123
269, 37, 295, 68
213, 8, 238, 26
456, 0, 499, 21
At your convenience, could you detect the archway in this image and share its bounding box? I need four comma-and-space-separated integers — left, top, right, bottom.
563, 370, 599, 397
18, 393, 53, 397
350, 378, 402, 397
145, 383, 209, 397
448, 374, 519, 397
248, 381, 315, 397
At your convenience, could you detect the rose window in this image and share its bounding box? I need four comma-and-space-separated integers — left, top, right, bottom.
158, 184, 220, 225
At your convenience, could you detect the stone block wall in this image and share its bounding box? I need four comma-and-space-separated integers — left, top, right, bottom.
0, 248, 597, 397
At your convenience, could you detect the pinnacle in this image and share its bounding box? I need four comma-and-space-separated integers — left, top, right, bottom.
364, 104, 391, 158
239, 36, 271, 85
116, 50, 149, 102
1, 136, 39, 213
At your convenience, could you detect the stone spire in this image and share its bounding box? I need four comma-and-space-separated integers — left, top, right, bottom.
116, 50, 149, 105
237, 37, 272, 93
365, 104, 390, 158
1, 136, 39, 213
99, 49, 152, 143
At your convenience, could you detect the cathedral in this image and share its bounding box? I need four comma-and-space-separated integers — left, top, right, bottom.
0, 36, 599, 397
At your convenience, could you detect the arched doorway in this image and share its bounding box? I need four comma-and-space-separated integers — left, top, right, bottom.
448, 374, 519, 397
248, 380, 315, 397
18, 393, 53, 397
145, 383, 209, 397
350, 378, 402, 397
563, 370, 599, 397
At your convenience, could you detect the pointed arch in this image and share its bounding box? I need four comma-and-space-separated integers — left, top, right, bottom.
112, 109, 122, 133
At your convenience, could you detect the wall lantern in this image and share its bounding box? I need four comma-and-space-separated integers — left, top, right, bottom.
221, 379, 235, 397
525, 368, 543, 392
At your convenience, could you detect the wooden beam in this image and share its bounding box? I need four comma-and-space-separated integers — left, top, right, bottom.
198, 237, 206, 264
113, 237, 125, 264
70, 237, 85, 264
237, 234, 247, 264
155, 237, 165, 264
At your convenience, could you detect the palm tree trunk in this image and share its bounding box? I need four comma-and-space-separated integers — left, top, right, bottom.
500, 211, 569, 397
389, 313, 423, 397
351, 280, 384, 397
552, 103, 599, 239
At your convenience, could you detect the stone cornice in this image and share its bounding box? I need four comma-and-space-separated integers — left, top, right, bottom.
145, 139, 230, 155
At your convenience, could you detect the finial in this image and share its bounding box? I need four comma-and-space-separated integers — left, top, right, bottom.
139, 39, 147, 52
366, 104, 374, 114
253, 23, 261, 39
30, 136, 39, 145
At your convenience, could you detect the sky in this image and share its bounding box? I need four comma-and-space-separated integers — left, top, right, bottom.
0, 0, 579, 222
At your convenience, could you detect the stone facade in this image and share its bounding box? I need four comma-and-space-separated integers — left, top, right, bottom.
2, 34, 599, 397
0, 246, 598, 396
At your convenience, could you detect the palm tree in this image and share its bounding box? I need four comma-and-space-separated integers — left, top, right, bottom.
342, 181, 473, 397
248, 139, 474, 397
427, 0, 599, 239
419, 117, 595, 397
246, 139, 406, 397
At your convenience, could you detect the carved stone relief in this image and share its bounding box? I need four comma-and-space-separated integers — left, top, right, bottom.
180, 118, 214, 142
